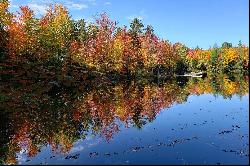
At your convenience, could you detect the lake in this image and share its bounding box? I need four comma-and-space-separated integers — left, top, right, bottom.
0, 74, 249, 165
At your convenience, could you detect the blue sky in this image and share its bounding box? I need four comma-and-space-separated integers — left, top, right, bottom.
9, 0, 249, 49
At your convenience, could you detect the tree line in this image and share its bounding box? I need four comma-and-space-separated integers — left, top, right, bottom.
0, 1, 249, 78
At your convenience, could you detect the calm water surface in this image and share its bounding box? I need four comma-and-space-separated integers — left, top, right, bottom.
0, 75, 249, 165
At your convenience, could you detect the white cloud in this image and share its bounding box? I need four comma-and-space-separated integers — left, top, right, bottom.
28, 3, 47, 15
126, 10, 148, 21
10, 4, 18, 8
9, 0, 90, 16
104, 2, 111, 5
29, 1, 88, 15
88, 0, 97, 5
85, 17, 95, 24
127, 15, 143, 21
9, 0, 18, 8
57, 0, 89, 10
68, 3, 88, 10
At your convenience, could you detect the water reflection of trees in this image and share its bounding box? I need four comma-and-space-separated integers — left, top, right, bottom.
186, 75, 249, 98
0, 75, 248, 164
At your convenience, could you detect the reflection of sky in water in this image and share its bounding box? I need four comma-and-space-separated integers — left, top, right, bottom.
17, 136, 102, 165
16, 94, 248, 165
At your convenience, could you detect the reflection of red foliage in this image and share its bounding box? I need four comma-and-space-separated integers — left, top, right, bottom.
3, 77, 248, 163
71, 83, 183, 142
11, 122, 39, 157
101, 123, 120, 141
73, 110, 82, 122
48, 138, 58, 152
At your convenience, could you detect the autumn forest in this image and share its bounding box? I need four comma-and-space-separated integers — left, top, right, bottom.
1, 1, 249, 80
0, 0, 249, 165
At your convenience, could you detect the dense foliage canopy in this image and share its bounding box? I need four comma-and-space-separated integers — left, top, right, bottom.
0, 1, 248, 76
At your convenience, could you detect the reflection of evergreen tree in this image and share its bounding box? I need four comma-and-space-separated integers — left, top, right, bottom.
0, 24, 8, 60
132, 108, 146, 130
176, 76, 189, 88
0, 111, 13, 165
210, 75, 221, 96
210, 45, 220, 73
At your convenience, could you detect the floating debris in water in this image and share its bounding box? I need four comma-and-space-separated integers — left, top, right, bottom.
65, 154, 80, 160
49, 156, 55, 159
89, 152, 98, 157
131, 146, 143, 152
104, 153, 111, 156
219, 130, 232, 134
232, 125, 240, 129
